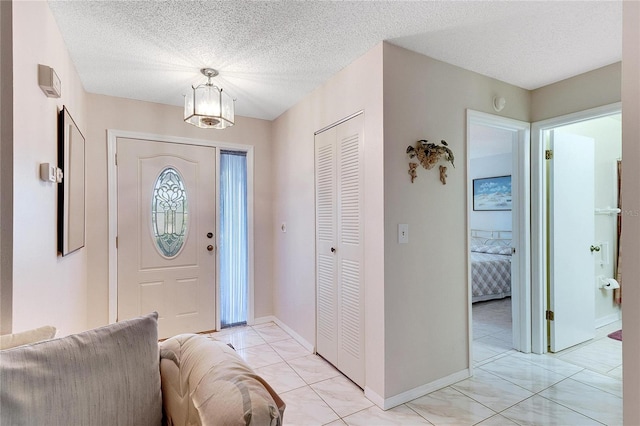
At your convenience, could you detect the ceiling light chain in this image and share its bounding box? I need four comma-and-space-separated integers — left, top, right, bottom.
184, 68, 235, 129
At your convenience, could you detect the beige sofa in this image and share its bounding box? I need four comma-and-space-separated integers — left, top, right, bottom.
0, 313, 285, 426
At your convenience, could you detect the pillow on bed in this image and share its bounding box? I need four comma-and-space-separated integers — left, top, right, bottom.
470, 243, 482, 252
471, 245, 512, 255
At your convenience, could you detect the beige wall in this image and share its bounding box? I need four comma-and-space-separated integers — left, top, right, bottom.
12, 1, 88, 336
531, 63, 621, 122
271, 43, 386, 396
7, 2, 639, 417
622, 1, 640, 423
0, 0, 13, 334
85, 94, 274, 329
382, 43, 530, 397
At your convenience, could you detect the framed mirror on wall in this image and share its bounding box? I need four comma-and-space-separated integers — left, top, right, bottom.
58, 106, 85, 256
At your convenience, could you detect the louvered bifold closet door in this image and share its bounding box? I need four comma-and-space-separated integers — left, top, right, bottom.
314, 114, 365, 389
315, 128, 338, 366
335, 116, 364, 388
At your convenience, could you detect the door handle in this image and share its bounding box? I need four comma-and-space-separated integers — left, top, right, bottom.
207, 245, 214, 252
590, 245, 601, 253
330, 247, 336, 253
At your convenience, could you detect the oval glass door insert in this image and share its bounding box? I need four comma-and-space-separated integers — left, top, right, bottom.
152, 167, 188, 257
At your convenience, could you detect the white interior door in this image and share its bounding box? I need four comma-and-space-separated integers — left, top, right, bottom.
315, 114, 365, 388
335, 116, 365, 388
549, 131, 596, 352
117, 137, 216, 339
315, 129, 338, 366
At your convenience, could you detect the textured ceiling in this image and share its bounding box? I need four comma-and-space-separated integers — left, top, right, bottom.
47, 1, 622, 121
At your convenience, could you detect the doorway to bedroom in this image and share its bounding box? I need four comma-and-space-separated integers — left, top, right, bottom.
467, 110, 531, 365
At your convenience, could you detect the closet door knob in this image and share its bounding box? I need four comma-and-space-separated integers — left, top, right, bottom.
331, 247, 336, 253
207, 245, 214, 252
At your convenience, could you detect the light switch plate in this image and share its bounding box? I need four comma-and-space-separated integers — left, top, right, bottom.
398, 224, 409, 244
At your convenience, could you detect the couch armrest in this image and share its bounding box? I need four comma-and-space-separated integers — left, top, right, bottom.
160, 334, 285, 426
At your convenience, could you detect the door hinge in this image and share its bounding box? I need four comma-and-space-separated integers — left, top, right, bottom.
545, 310, 555, 321
115, 236, 118, 249
545, 149, 553, 160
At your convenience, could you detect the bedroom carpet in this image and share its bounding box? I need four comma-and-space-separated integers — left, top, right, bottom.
608, 329, 622, 341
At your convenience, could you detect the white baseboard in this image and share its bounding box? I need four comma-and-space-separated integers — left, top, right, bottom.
366, 369, 471, 410
253, 315, 277, 326
254, 315, 315, 353
364, 387, 385, 408
595, 310, 622, 328
258, 316, 471, 411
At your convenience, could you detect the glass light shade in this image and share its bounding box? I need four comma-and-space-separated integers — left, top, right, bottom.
184, 83, 235, 129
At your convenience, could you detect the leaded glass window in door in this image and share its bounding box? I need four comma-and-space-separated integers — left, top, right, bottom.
152, 167, 188, 257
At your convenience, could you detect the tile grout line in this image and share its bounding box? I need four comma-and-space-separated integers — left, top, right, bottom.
535, 390, 609, 426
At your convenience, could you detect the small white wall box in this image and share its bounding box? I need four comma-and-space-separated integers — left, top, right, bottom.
38, 64, 61, 98
40, 163, 57, 182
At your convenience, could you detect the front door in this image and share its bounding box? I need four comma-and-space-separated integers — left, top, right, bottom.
117, 137, 216, 339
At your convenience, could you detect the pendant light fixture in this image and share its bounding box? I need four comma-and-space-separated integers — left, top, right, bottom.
184, 68, 235, 129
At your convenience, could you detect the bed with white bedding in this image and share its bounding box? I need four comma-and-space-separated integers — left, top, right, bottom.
471, 229, 512, 303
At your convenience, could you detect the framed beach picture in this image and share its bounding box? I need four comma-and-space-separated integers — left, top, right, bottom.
473, 175, 512, 211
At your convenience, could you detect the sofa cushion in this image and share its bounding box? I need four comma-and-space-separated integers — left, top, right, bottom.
0, 325, 57, 350
160, 334, 285, 426
0, 312, 162, 426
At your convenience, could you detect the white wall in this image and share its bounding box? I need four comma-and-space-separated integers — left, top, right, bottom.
271, 44, 386, 397
622, 1, 640, 423
12, 1, 88, 336
555, 116, 622, 324
469, 153, 513, 232
85, 94, 274, 329
382, 43, 530, 398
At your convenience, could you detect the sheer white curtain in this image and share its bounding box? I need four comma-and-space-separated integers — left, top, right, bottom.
220, 151, 248, 328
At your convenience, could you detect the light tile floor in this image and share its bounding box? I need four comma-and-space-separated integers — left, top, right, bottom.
206, 303, 622, 425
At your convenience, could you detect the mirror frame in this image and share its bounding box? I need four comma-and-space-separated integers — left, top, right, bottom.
58, 106, 86, 256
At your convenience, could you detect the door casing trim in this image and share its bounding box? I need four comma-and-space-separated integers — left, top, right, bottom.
107, 130, 255, 329
466, 110, 532, 364
530, 102, 621, 353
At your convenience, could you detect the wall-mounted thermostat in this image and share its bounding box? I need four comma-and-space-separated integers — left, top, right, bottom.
38, 64, 61, 98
